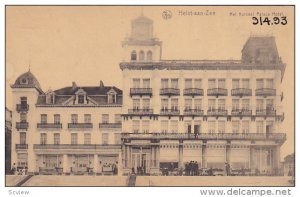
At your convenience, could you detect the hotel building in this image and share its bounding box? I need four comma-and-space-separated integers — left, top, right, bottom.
120, 15, 286, 175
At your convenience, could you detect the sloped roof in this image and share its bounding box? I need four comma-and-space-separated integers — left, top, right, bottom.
54, 86, 122, 95
11, 70, 43, 93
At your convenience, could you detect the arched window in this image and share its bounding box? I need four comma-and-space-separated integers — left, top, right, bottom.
147, 50, 152, 61
131, 50, 137, 61
139, 50, 145, 61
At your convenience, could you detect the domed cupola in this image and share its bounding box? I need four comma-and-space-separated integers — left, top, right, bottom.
131, 15, 153, 41
11, 70, 43, 93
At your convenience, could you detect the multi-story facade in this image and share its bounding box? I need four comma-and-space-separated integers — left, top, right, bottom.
120, 15, 286, 175
11, 74, 123, 175
5, 107, 12, 174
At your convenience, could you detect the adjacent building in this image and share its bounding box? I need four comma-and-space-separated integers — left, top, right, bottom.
120, 15, 286, 175
5, 107, 12, 174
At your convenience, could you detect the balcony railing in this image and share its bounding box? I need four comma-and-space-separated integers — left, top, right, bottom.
16, 144, 28, 150
16, 104, 29, 113
122, 133, 286, 142
207, 88, 228, 97
99, 123, 122, 129
160, 88, 180, 96
16, 122, 29, 130
256, 109, 276, 116
68, 123, 93, 129
231, 88, 252, 97
130, 88, 152, 97
207, 109, 228, 116
231, 109, 252, 116
160, 109, 180, 116
37, 123, 62, 129
183, 109, 204, 116
33, 144, 121, 150
255, 88, 276, 97
183, 88, 204, 96
128, 109, 154, 115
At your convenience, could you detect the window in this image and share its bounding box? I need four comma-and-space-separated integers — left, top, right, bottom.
161, 79, 169, 89
54, 133, 60, 145
208, 79, 216, 89
218, 79, 226, 89
194, 79, 202, 89
161, 121, 168, 133
232, 99, 239, 110
171, 79, 179, 89
84, 114, 91, 123
256, 99, 264, 111
41, 114, 47, 124
108, 93, 116, 104
71, 114, 78, 124
133, 120, 140, 133
84, 133, 91, 145
102, 114, 109, 124
142, 99, 150, 110
54, 114, 60, 124
208, 99, 216, 110
161, 99, 168, 110
131, 50, 137, 61
71, 133, 78, 145
139, 50, 145, 61
17, 153, 28, 167
102, 133, 109, 145
256, 79, 264, 89
194, 99, 202, 110
20, 132, 26, 144
232, 121, 240, 134
20, 113, 27, 122
20, 97, 27, 106
266, 99, 274, 110
143, 79, 150, 88
185, 79, 192, 89
242, 121, 250, 134
256, 121, 264, 133
242, 99, 250, 110
147, 51, 152, 61
114, 133, 122, 144
242, 79, 250, 89
218, 121, 225, 133
185, 121, 192, 133
40, 133, 47, 145
170, 121, 178, 133
133, 78, 140, 88
232, 79, 240, 89
171, 99, 178, 111
266, 121, 274, 133
142, 120, 150, 133
115, 114, 122, 123
133, 99, 140, 110
266, 79, 274, 89
184, 99, 192, 111
78, 95, 85, 104
218, 99, 225, 110
208, 121, 216, 134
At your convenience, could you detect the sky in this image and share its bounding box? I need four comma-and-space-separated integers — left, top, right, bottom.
5, 6, 294, 159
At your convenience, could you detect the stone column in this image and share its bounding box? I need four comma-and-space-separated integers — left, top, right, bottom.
93, 154, 98, 174
27, 151, 36, 174
118, 152, 123, 176
179, 141, 183, 169
225, 141, 231, 163
202, 142, 207, 168
273, 146, 280, 175
63, 154, 69, 174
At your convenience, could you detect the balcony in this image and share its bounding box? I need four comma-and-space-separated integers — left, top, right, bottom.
231, 109, 252, 116
16, 104, 29, 113
37, 123, 62, 129
207, 109, 228, 116
99, 123, 122, 129
183, 109, 204, 116
68, 123, 93, 129
256, 109, 276, 117
16, 122, 29, 130
255, 88, 276, 97
128, 109, 154, 116
231, 88, 252, 97
33, 144, 121, 150
160, 88, 180, 96
207, 88, 228, 97
130, 88, 152, 97
183, 88, 204, 96
122, 133, 286, 143
16, 144, 28, 150
160, 109, 180, 116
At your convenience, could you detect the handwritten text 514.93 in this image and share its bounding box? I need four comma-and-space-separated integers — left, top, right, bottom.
252, 16, 287, 25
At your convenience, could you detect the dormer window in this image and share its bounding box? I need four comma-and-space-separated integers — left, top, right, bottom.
78, 95, 84, 104
46, 91, 55, 104
20, 78, 28, 85
108, 94, 116, 104
131, 50, 137, 61
75, 88, 87, 104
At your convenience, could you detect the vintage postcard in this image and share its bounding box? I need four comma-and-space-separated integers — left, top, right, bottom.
5, 5, 294, 187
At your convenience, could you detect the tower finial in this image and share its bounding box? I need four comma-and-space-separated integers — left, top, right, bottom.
28, 59, 31, 72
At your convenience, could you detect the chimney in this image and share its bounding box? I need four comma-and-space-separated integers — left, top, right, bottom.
72, 81, 77, 90
100, 80, 104, 88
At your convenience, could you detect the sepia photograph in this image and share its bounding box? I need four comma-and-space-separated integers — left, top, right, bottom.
4, 5, 295, 187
